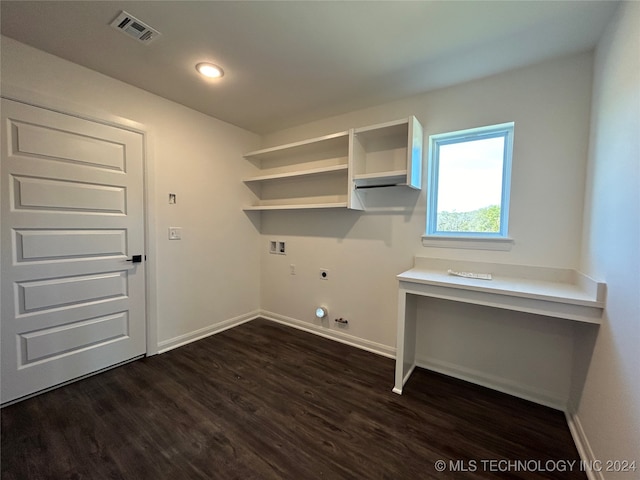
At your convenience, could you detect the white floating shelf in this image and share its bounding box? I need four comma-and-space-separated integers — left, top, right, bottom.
244, 131, 349, 161
243, 202, 349, 211
243, 164, 348, 183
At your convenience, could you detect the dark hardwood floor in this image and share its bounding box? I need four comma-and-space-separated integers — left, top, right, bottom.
2, 318, 585, 479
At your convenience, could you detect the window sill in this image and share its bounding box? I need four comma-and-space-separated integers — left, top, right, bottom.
421, 235, 514, 251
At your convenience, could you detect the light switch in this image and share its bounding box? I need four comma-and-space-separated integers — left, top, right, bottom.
168, 227, 182, 240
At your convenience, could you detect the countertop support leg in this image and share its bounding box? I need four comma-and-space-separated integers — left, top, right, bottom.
394, 287, 417, 394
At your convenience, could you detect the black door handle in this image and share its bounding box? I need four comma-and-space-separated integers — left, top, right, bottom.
126, 255, 143, 263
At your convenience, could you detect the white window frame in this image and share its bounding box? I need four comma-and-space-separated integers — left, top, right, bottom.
424, 122, 514, 249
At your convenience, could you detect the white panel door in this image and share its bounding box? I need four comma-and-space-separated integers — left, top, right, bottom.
1, 99, 146, 403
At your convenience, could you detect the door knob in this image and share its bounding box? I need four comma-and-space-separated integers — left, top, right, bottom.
126, 255, 143, 263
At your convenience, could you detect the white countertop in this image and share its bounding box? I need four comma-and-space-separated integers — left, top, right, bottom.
398, 268, 603, 308
397, 257, 606, 324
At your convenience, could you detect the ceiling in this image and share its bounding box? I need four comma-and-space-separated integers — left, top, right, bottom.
0, 1, 618, 134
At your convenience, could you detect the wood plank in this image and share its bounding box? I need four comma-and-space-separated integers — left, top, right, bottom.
1, 319, 585, 479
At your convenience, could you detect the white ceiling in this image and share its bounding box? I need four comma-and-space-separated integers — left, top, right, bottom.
0, 1, 618, 134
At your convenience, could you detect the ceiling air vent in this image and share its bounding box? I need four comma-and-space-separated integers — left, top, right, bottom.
110, 11, 161, 45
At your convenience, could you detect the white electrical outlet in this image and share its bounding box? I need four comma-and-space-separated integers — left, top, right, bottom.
168, 227, 182, 240
290, 264, 296, 275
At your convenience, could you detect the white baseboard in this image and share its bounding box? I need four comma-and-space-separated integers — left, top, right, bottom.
156, 309, 397, 360
415, 355, 567, 411
259, 310, 396, 359
566, 411, 603, 480
157, 310, 259, 354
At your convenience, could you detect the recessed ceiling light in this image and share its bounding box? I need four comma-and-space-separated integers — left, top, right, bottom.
196, 62, 224, 78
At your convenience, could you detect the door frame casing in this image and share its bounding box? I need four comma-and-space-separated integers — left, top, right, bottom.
0, 84, 158, 357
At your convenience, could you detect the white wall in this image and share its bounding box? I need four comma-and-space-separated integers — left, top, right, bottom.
0, 36, 262, 350
576, 2, 640, 476
259, 52, 594, 407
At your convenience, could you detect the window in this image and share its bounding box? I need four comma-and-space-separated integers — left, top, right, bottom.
426, 122, 514, 240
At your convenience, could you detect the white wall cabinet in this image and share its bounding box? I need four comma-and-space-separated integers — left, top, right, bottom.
242, 116, 423, 211
350, 117, 423, 190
